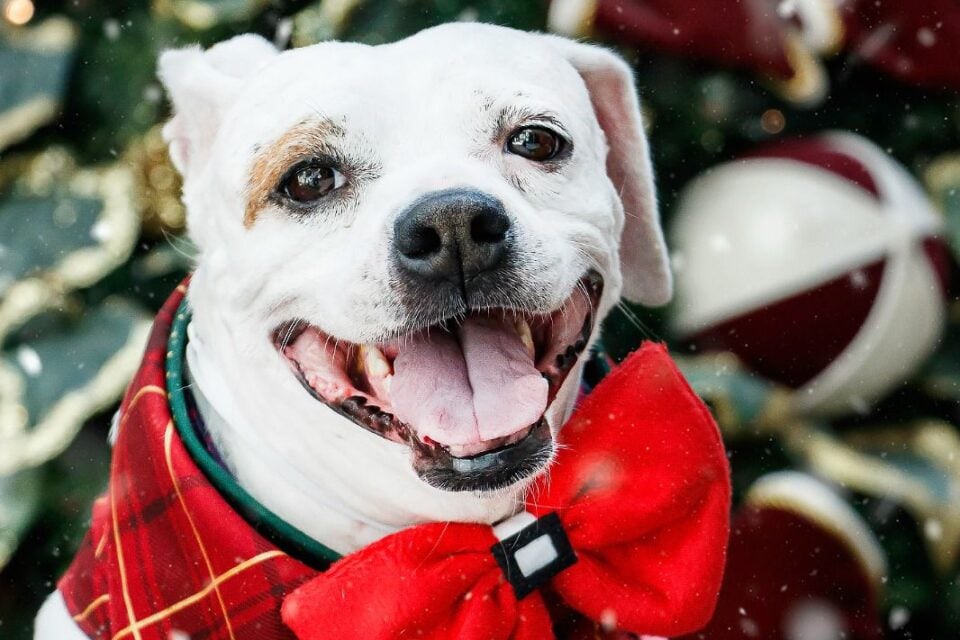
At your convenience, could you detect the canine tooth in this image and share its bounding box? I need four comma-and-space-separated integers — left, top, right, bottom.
515, 319, 535, 358
362, 345, 391, 378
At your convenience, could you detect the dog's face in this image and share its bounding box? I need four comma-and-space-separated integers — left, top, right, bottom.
159, 24, 670, 493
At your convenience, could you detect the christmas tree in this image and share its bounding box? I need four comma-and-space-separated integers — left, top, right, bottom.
1, 0, 959, 638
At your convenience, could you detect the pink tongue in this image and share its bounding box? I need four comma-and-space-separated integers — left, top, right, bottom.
391, 317, 548, 447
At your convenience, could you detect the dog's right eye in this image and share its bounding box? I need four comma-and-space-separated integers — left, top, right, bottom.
279, 162, 345, 203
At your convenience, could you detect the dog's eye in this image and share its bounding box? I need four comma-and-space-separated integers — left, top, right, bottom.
506, 127, 564, 161
280, 162, 345, 202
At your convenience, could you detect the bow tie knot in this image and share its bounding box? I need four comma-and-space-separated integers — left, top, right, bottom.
491, 511, 578, 600
282, 343, 731, 640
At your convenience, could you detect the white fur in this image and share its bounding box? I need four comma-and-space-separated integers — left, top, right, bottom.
37, 24, 669, 637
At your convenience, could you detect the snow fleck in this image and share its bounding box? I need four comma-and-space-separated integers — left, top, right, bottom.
784, 599, 846, 640
740, 619, 759, 636
16, 345, 42, 377
91, 220, 113, 242
917, 27, 936, 47
670, 251, 685, 272
103, 18, 120, 40
848, 395, 869, 416
274, 17, 293, 48
143, 84, 163, 103
777, 0, 797, 19
849, 268, 869, 289
889, 605, 910, 630
168, 631, 191, 640
456, 7, 478, 22
924, 518, 943, 541
708, 233, 731, 253
599, 608, 617, 632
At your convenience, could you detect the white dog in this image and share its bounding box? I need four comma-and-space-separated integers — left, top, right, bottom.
36, 22, 670, 638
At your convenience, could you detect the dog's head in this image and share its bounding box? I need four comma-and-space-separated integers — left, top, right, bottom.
159, 23, 670, 493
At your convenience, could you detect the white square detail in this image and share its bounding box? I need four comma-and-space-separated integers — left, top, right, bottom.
514, 534, 559, 577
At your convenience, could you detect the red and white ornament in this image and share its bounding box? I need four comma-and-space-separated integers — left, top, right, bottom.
670, 132, 950, 417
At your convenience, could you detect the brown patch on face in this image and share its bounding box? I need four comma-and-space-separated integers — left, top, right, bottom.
244, 118, 345, 227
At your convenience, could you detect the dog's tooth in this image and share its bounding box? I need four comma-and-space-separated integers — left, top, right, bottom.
515, 318, 535, 358
362, 345, 391, 378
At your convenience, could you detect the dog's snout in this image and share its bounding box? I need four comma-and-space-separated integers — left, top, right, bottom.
394, 189, 511, 286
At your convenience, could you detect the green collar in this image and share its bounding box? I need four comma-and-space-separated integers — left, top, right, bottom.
165, 297, 342, 569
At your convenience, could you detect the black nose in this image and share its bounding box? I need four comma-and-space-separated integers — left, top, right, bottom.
394, 188, 512, 287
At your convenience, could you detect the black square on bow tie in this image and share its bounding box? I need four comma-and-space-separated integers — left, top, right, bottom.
491, 512, 578, 599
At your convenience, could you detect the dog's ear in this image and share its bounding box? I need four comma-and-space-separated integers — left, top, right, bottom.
551, 38, 671, 306
158, 34, 278, 176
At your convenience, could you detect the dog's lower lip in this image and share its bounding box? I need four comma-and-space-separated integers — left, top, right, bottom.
274, 270, 603, 489
414, 419, 554, 492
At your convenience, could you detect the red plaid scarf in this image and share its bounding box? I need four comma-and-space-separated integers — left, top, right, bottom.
59, 283, 326, 639
59, 282, 729, 640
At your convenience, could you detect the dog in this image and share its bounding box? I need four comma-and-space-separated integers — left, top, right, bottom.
35, 22, 670, 638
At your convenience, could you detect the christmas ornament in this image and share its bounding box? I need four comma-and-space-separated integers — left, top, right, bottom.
840, 0, 960, 91
0, 148, 148, 475
61, 283, 730, 640
0, 467, 40, 570
125, 125, 186, 236
785, 420, 960, 573
0, 148, 140, 330
670, 131, 950, 417
151, 0, 271, 30
291, 0, 364, 46
0, 16, 76, 150
926, 152, 960, 263
547, 0, 841, 104
675, 350, 794, 437
684, 471, 886, 640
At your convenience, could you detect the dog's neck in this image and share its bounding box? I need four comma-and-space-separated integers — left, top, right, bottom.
184, 270, 582, 555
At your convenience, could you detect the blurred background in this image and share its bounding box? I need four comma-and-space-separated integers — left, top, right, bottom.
1, 0, 959, 638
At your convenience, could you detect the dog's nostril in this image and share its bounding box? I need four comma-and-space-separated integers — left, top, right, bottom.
398, 226, 442, 259
470, 209, 510, 245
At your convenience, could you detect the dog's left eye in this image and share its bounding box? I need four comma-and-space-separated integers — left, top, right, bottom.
280, 162, 346, 203
506, 127, 565, 161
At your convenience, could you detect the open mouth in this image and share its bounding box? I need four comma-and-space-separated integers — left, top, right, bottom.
274, 271, 603, 491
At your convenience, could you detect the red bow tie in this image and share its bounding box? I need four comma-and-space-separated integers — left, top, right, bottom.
282, 343, 730, 640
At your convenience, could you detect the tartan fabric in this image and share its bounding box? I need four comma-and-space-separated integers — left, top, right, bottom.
58, 282, 728, 640
59, 283, 320, 639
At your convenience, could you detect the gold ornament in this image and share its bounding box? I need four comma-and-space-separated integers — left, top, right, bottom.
152, 0, 271, 30
292, 0, 365, 46
0, 147, 147, 474
125, 124, 186, 236
785, 420, 960, 573
0, 17, 77, 150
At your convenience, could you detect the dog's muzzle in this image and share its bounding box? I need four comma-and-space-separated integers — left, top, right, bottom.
273, 185, 604, 492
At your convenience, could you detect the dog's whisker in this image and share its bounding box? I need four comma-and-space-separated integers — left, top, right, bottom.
615, 300, 660, 341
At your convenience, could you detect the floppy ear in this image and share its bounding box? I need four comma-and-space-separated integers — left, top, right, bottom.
551, 38, 672, 306
158, 34, 278, 177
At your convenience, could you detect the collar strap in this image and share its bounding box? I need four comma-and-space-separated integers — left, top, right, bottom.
166, 297, 342, 568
